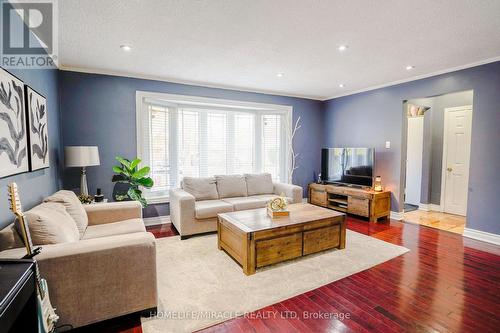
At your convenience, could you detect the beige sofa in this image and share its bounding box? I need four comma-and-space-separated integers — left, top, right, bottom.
170, 173, 303, 238
0, 191, 157, 329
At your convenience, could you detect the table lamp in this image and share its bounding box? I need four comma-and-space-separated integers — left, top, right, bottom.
65, 146, 100, 195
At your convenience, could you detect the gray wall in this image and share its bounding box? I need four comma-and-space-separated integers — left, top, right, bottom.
406, 91, 473, 205
0, 68, 61, 229
0, 5, 62, 229
324, 61, 500, 235
59, 71, 324, 218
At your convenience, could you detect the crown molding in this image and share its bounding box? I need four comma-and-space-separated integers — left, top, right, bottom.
60, 56, 500, 102
323, 56, 500, 101
58, 65, 323, 101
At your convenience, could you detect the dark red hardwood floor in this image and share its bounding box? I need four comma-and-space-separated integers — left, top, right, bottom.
69, 217, 500, 333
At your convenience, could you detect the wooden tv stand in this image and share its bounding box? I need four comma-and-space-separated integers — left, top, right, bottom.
308, 183, 390, 222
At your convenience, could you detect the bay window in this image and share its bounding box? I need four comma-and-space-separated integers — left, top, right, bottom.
136, 92, 292, 203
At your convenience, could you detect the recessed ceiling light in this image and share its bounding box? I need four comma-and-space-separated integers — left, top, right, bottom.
120, 44, 132, 51
276, 73, 284, 77
338, 45, 348, 52
406, 65, 415, 70
339, 83, 345, 88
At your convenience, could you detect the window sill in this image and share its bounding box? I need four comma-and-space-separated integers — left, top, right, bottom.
145, 195, 170, 205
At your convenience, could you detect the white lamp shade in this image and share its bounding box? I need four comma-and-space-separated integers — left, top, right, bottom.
65, 146, 100, 167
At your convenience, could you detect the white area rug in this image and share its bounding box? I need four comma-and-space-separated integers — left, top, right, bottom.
142, 230, 409, 333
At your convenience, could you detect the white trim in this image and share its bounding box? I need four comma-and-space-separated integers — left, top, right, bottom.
441, 105, 472, 216
417, 203, 442, 212
429, 204, 443, 212
390, 211, 404, 220
143, 216, 170, 227
463, 228, 500, 246
324, 56, 500, 100
59, 65, 321, 100
418, 203, 430, 211
136, 91, 293, 113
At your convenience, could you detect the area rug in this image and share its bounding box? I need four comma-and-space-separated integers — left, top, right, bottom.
141, 230, 409, 333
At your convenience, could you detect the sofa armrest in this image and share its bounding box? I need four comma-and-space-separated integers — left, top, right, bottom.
24, 233, 155, 328
273, 182, 303, 204
169, 188, 195, 235
84, 201, 142, 225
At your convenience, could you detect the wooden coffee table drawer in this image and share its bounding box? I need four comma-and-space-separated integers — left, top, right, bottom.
256, 233, 302, 267
303, 225, 340, 255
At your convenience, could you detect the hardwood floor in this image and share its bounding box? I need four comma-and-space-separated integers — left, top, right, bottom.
403, 210, 466, 234
68, 217, 500, 333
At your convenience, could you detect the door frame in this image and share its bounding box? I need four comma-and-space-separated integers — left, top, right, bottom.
404, 116, 425, 206
440, 105, 473, 215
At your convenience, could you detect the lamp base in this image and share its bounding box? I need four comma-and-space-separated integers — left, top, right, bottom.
80, 167, 89, 196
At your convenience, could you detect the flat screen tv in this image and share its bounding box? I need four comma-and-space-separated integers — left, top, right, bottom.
321, 148, 374, 187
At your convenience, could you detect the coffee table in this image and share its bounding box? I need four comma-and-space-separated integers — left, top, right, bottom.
217, 203, 346, 275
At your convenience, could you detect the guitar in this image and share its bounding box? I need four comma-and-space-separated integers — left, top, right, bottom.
8, 183, 59, 333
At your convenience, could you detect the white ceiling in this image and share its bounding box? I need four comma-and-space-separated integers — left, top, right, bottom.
59, 0, 500, 100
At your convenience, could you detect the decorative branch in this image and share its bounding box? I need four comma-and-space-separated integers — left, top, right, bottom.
286, 116, 301, 184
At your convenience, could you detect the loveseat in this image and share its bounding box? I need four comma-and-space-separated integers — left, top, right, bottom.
0, 190, 157, 329
169, 173, 303, 238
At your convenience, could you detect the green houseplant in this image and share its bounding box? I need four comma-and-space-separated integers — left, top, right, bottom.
111, 156, 154, 207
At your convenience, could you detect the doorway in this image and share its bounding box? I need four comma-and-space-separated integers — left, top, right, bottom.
401, 91, 473, 234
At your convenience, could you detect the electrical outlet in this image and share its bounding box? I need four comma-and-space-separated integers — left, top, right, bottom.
385, 141, 391, 149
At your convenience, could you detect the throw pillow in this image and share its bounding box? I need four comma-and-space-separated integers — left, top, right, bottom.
44, 190, 88, 237
182, 177, 219, 200
215, 174, 248, 198
23, 202, 80, 245
245, 173, 274, 195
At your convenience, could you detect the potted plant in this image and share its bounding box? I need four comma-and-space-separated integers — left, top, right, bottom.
111, 156, 154, 207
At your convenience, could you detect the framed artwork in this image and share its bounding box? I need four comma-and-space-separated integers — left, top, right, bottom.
25, 86, 49, 171
0, 68, 29, 178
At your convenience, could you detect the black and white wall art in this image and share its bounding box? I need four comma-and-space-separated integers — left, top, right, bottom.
26, 86, 49, 171
0, 68, 28, 178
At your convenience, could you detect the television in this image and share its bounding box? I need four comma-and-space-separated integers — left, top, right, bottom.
321, 148, 374, 187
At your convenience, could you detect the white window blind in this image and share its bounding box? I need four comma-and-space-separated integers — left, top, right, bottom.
138, 93, 292, 202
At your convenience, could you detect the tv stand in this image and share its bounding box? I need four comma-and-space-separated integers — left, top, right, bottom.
308, 183, 390, 222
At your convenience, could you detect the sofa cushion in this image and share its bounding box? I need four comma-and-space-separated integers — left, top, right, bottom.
24, 202, 80, 245
245, 173, 274, 195
44, 190, 88, 237
215, 174, 248, 198
182, 177, 219, 200
221, 197, 265, 210
195, 200, 234, 219
82, 218, 146, 240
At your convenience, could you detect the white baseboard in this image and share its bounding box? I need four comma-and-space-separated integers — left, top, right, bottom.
390, 211, 404, 220
143, 216, 170, 226
417, 203, 442, 212
463, 228, 500, 246
418, 203, 430, 211
430, 204, 443, 212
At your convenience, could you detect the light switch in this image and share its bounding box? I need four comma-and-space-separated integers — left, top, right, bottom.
385, 141, 391, 149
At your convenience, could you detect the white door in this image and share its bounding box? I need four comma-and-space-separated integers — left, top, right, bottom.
442, 106, 472, 216
405, 117, 424, 206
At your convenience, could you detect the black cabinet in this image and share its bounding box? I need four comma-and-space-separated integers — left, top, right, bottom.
0, 259, 37, 333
